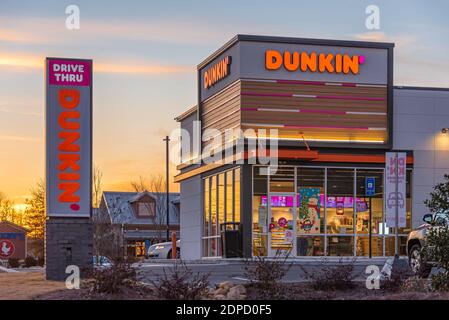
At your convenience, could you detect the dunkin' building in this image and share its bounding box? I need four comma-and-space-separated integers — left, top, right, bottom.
175, 35, 449, 259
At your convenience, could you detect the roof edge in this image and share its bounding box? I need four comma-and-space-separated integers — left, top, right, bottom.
394, 85, 449, 92
0, 220, 29, 233
197, 34, 395, 70
175, 105, 197, 122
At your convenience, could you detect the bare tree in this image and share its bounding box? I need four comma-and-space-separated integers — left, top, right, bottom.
0, 192, 21, 224
93, 196, 125, 260
130, 174, 169, 241
92, 164, 103, 209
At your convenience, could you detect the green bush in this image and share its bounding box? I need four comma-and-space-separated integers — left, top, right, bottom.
422, 225, 449, 291
24, 255, 37, 268
8, 258, 20, 268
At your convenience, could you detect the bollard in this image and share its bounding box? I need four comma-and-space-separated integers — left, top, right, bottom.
171, 232, 177, 259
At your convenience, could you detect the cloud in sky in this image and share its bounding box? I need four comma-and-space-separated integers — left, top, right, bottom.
0, 16, 225, 46
0, 134, 41, 142
0, 52, 193, 74
350, 31, 417, 48
0, 105, 42, 117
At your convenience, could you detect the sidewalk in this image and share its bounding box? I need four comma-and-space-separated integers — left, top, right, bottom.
141, 257, 390, 266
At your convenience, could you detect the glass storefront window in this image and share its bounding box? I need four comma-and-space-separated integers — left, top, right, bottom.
269, 166, 294, 192
355, 170, 384, 236
202, 167, 241, 258
204, 178, 210, 238
385, 236, 408, 256
251, 165, 413, 258
211, 176, 217, 236
235, 168, 241, 223
297, 236, 325, 256
269, 195, 295, 254
252, 195, 268, 256
327, 236, 354, 256
326, 169, 355, 235
296, 168, 325, 256
356, 236, 383, 256
226, 170, 233, 223
218, 174, 225, 227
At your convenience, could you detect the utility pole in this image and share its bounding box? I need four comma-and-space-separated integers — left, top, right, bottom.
163, 136, 170, 242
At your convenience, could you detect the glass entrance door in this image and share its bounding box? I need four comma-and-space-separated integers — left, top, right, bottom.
268, 194, 296, 256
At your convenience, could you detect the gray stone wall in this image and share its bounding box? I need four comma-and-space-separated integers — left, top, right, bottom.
45, 218, 93, 281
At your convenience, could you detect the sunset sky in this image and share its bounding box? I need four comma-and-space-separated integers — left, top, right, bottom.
1, 0, 448, 208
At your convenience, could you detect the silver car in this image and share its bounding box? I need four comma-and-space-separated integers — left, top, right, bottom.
407, 212, 449, 277
147, 240, 180, 259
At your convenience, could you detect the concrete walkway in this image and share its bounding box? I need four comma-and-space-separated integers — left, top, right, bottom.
137, 258, 389, 285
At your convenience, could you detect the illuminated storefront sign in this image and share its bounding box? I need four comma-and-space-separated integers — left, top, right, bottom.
203, 56, 231, 89
46, 58, 92, 217
265, 50, 364, 74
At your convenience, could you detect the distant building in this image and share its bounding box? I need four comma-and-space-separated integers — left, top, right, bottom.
95, 191, 180, 257
0, 221, 28, 260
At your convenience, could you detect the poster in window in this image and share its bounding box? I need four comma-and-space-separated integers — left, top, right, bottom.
298, 188, 321, 234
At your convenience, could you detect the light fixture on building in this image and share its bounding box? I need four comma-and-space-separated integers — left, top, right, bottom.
442, 128, 449, 134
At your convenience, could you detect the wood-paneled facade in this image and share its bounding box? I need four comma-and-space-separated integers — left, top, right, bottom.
240, 79, 388, 144
199, 77, 388, 151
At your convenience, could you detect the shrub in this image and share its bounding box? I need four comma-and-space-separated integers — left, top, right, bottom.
24, 255, 37, 268
37, 256, 45, 267
401, 276, 431, 292
422, 174, 449, 291
89, 257, 137, 294
381, 267, 412, 292
300, 257, 357, 291
8, 258, 20, 268
148, 260, 210, 300
244, 249, 292, 299
422, 224, 449, 291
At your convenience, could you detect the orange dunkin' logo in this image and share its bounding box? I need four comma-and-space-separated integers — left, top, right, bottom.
203, 56, 232, 89
57, 89, 81, 211
265, 49, 365, 75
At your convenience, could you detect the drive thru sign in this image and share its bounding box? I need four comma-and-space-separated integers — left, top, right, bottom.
45, 58, 92, 217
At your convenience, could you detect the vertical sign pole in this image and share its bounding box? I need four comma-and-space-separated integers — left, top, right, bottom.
164, 136, 170, 242
395, 152, 399, 256
369, 196, 372, 258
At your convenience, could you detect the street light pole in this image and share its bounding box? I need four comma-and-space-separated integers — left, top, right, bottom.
163, 136, 170, 242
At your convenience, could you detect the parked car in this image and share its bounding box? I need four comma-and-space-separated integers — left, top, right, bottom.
92, 255, 112, 268
147, 240, 180, 259
407, 212, 449, 277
